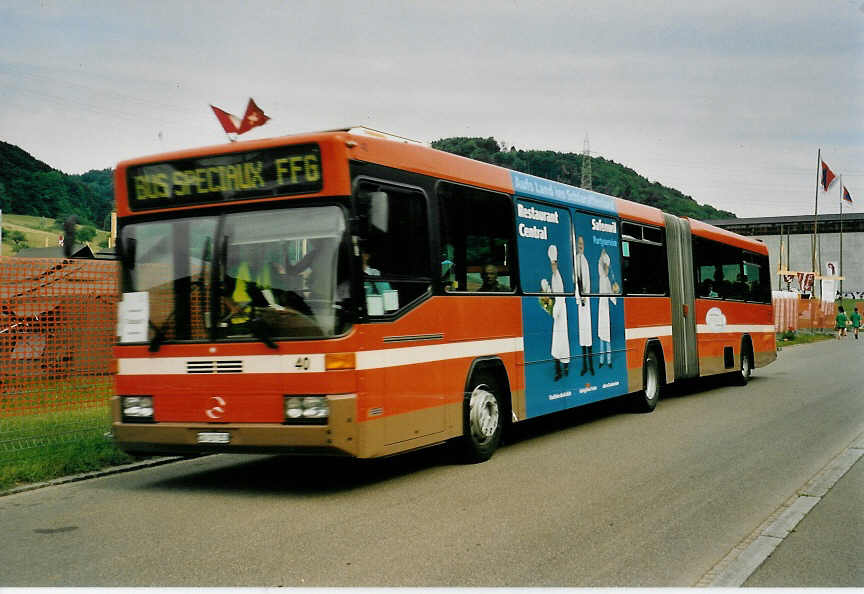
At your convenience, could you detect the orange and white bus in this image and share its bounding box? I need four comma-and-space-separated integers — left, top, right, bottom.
112, 128, 775, 462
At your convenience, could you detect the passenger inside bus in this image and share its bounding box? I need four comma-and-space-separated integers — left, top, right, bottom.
478, 263, 506, 292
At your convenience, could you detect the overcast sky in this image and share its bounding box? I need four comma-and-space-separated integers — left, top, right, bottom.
1, 0, 862, 218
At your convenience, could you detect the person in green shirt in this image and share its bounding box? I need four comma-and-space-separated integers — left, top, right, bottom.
851, 307, 861, 340
835, 305, 848, 339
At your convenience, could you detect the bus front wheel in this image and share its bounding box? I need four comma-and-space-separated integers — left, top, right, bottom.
457, 375, 503, 463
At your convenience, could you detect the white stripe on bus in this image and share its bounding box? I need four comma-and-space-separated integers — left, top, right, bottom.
625, 326, 673, 340
696, 324, 775, 334
116, 337, 525, 375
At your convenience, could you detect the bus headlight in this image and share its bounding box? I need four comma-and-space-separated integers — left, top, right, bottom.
121, 396, 154, 423
284, 395, 329, 424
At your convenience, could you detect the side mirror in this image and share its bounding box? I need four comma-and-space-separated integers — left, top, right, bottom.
368, 191, 389, 233
122, 236, 137, 270
63, 215, 78, 258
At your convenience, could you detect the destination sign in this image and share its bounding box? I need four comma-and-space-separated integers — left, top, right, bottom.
126, 144, 322, 210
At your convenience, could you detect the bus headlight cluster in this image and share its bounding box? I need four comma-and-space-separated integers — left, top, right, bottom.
121, 396, 154, 422
284, 396, 329, 424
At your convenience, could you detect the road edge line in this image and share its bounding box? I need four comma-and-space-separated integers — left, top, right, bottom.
698, 429, 864, 587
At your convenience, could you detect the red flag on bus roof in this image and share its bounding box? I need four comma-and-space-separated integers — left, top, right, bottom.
821, 159, 837, 192
210, 104, 241, 134
237, 99, 270, 134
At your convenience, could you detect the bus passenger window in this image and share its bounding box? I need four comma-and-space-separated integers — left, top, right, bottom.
438, 182, 514, 293
354, 182, 431, 315
622, 225, 667, 295
693, 237, 745, 300
743, 252, 771, 303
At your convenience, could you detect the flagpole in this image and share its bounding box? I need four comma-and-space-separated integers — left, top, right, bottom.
812, 148, 820, 278
839, 174, 843, 295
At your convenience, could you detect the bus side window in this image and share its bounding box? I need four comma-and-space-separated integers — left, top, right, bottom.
354, 182, 431, 314
438, 182, 514, 293
693, 237, 748, 300
622, 225, 667, 295
743, 252, 771, 303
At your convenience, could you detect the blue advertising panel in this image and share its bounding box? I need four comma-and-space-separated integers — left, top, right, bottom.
516, 199, 574, 417
568, 212, 627, 405
516, 195, 628, 418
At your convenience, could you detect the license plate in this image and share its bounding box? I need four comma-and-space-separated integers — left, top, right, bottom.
197, 431, 230, 444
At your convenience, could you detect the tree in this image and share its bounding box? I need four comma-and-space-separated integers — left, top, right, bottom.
76, 225, 97, 244
4, 228, 29, 252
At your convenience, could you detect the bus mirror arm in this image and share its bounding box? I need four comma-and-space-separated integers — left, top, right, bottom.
250, 317, 278, 349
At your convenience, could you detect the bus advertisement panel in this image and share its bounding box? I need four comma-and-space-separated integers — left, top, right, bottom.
515, 201, 628, 419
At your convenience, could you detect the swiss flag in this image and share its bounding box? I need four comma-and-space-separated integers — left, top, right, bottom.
210, 104, 241, 134
821, 159, 837, 192
237, 99, 270, 134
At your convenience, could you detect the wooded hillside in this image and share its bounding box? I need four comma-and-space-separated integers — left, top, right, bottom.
0, 141, 113, 228
431, 137, 735, 220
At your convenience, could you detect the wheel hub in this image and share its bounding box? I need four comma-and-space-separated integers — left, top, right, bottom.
469, 386, 499, 443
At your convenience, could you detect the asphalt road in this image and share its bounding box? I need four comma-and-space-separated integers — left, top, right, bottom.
1, 338, 862, 586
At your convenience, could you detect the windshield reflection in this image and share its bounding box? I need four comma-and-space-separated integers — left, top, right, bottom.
219, 206, 349, 338
121, 205, 352, 343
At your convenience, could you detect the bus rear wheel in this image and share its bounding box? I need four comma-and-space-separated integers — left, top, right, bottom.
735, 345, 753, 385
457, 375, 503, 463
632, 350, 661, 413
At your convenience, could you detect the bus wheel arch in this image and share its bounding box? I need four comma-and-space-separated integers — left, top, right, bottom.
456, 357, 511, 463
633, 340, 665, 413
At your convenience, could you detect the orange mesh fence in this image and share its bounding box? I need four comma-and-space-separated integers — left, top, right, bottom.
772, 291, 839, 333
0, 257, 119, 458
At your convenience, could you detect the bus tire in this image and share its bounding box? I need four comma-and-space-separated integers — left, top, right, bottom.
457, 373, 504, 463
632, 349, 661, 413
735, 342, 753, 386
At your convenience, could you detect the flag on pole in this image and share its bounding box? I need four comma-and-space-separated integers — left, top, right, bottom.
820, 159, 837, 191
237, 99, 270, 134
210, 105, 241, 134
842, 185, 853, 205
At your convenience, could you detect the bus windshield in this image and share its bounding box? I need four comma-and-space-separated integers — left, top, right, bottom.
120, 205, 352, 344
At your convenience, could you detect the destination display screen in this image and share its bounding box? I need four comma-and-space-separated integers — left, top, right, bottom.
126, 143, 322, 210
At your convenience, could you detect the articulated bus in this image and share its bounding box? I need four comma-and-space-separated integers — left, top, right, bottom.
112, 128, 776, 462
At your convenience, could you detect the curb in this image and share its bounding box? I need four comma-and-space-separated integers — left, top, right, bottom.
697, 429, 864, 587
0, 456, 185, 497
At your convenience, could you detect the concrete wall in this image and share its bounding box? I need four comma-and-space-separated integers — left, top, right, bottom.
754, 231, 864, 297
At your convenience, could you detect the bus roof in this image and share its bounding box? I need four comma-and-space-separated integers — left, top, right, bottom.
688, 218, 768, 254
116, 128, 754, 251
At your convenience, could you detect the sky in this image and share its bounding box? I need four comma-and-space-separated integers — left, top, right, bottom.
1, 0, 862, 219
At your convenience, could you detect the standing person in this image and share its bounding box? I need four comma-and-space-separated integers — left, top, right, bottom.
547, 245, 570, 381
835, 305, 848, 339
574, 235, 593, 376
596, 250, 617, 368
851, 307, 861, 340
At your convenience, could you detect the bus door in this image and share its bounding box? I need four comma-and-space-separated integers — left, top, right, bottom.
352, 175, 444, 446
663, 214, 699, 380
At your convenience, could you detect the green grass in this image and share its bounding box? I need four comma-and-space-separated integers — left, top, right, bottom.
0, 399, 140, 492
1, 212, 110, 256
0, 373, 142, 492
776, 331, 834, 347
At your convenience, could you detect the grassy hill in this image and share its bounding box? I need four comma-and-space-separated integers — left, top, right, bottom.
1, 213, 110, 257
